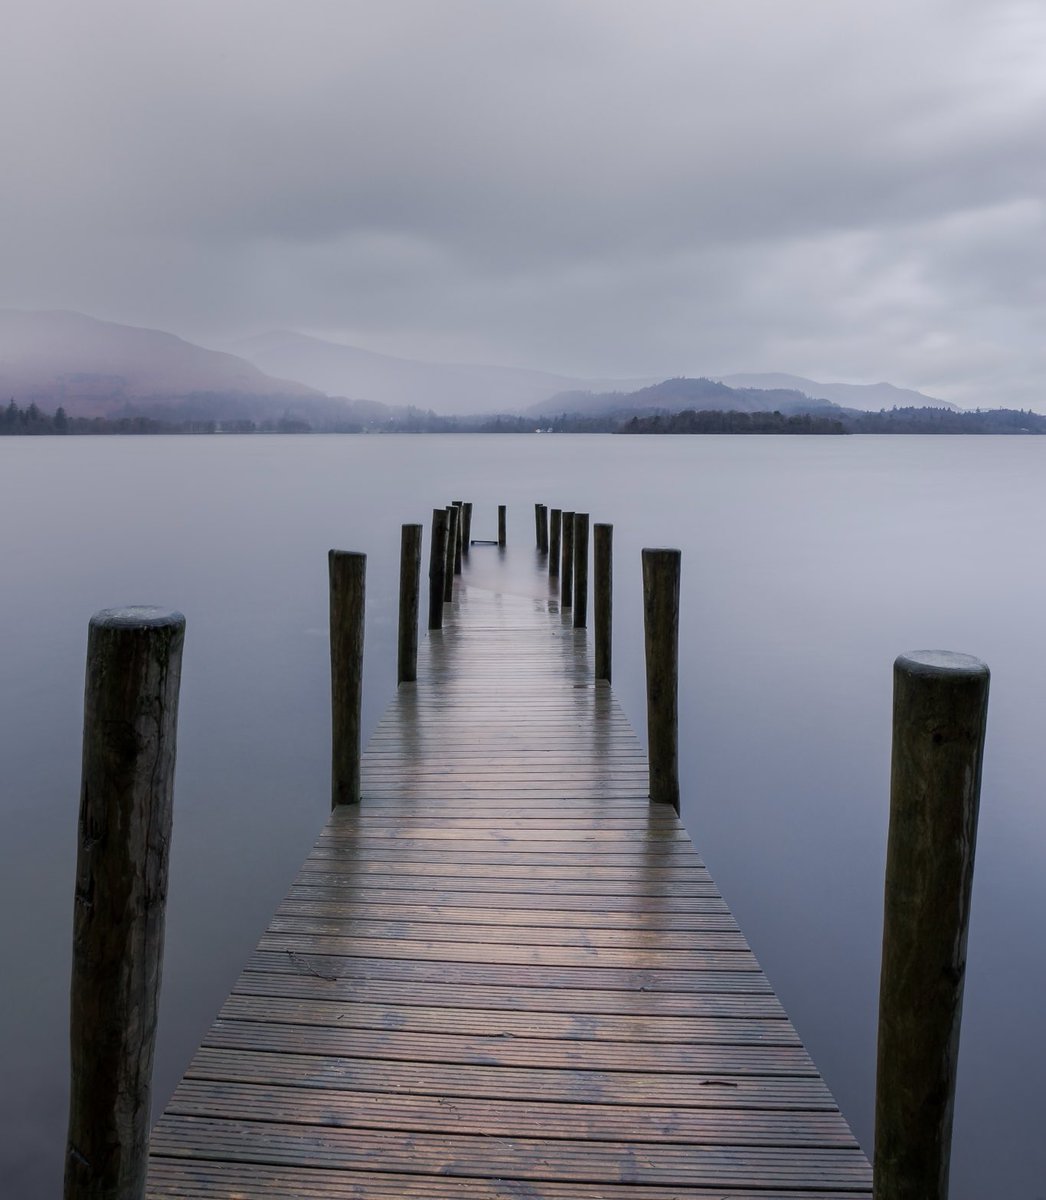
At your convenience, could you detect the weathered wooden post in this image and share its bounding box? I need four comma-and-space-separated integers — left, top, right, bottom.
65, 606, 185, 1200
443, 504, 459, 601
498, 504, 507, 548
560, 511, 575, 608
549, 509, 562, 578
573, 513, 590, 628
452, 501, 464, 575
535, 503, 548, 553
329, 550, 365, 808
594, 522, 613, 681
398, 523, 422, 684
428, 508, 448, 630
462, 502, 473, 556
642, 548, 680, 812
873, 651, 990, 1200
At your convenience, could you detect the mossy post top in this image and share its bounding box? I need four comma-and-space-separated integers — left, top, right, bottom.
89, 606, 185, 632
895, 650, 989, 680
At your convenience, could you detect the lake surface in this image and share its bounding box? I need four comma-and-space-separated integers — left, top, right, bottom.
2, 433, 1044, 1198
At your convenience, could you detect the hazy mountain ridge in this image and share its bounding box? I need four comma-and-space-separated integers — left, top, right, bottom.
0, 309, 324, 417
0, 309, 972, 427
532, 376, 845, 419
716, 372, 959, 412
232, 330, 660, 416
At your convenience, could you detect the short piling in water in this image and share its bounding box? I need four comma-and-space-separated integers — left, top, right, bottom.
642, 548, 680, 812
573, 513, 590, 628
444, 505, 459, 601
594, 522, 613, 681
428, 509, 449, 630
549, 509, 562, 578
873, 651, 989, 1200
462, 502, 473, 555
452, 502, 464, 575
398, 523, 422, 684
561, 511, 575, 608
498, 505, 507, 548
329, 550, 366, 807
65, 606, 185, 1200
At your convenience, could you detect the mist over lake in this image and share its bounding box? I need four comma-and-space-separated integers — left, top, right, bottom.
2, 433, 1044, 1199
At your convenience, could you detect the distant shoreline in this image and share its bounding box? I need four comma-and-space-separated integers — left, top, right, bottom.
3, 400, 1044, 437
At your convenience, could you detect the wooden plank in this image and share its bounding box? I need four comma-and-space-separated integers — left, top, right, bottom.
203, 1019, 817, 1074
266, 913, 752, 950
274, 897, 741, 927
257, 931, 758, 971
184, 1047, 839, 1108
232, 970, 786, 1018
217, 994, 799, 1045
150, 1116, 871, 1188
281, 884, 732, 911
150, 1159, 871, 1199
166, 1079, 859, 1146
247, 948, 776, 993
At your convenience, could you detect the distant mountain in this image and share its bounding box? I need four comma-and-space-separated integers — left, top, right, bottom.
232, 330, 658, 416
717, 372, 961, 412
0, 310, 967, 429
531, 376, 843, 419
0, 309, 327, 418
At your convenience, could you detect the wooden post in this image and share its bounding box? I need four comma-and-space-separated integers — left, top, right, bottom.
443, 505, 459, 601
535, 503, 548, 553
573, 513, 590, 628
642, 548, 680, 812
397, 523, 422, 684
329, 550, 365, 808
873, 651, 990, 1200
560, 511, 574, 608
462, 502, 473, 556
498, 504, 507, 548
452, 501, 464, 575
549, 509, 562, 578
427, 508, 448, 630
594, 522, 613, 681
65, 606, 185, 1200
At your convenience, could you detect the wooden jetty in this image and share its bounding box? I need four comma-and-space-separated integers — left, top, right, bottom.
144, 561, 872, 1198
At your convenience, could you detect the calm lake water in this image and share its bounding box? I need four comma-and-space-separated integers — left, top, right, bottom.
2, 433, 1044, 1198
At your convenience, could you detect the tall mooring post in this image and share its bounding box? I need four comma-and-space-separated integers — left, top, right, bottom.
452, 502, 464, 575
642, 548, 680, 812
461, 502, 473, 556
65, 606, 185, 1200
535, 503, 548, 553
549, 508, 562, 578
397, 523, 422, 684
573, 513, 590, 628
428, 508, 449, 630
329, 550, 365, 807
874, 650, 989, 1200
560, 511, 575, 608
594, 522, 613, 681
443, 505, 459, 602
498, 505, 507, 548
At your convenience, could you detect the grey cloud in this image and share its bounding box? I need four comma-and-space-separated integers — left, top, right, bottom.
1, 0, 1044, 405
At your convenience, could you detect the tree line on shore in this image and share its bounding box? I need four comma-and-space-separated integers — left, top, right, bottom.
4, 397, 1045, 436
0, 400, 321, 435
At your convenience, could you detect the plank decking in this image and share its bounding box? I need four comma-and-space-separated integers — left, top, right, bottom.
147, 569, 872, 1198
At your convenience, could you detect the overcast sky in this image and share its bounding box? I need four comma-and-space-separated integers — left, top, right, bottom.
2, 1, 1044, 406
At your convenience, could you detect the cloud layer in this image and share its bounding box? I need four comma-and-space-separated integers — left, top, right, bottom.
2, 1, 1044, 406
